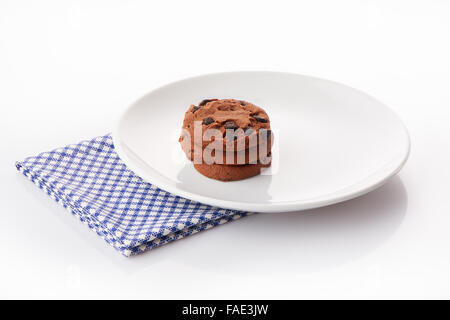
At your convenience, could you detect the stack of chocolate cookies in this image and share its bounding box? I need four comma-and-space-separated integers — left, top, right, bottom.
179, 99, 273, 181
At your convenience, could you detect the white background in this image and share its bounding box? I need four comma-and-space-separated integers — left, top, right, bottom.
1, 0, 449, 299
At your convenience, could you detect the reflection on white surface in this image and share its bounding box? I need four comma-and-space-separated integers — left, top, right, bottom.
176, 165, 274, 202
131, 176, 407, 274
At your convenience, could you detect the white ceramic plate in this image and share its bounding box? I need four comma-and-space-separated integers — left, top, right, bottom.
112, 71, 410, 213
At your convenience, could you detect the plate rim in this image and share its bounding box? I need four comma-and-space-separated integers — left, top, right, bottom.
112, 71, 410, 213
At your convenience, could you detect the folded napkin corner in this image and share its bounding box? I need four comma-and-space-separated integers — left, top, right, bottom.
16, 135, 250, 256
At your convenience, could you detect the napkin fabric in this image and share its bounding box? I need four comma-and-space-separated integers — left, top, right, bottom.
15, 135, 250, 256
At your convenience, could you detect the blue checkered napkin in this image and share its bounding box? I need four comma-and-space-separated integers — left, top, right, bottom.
15, 135, 250, 257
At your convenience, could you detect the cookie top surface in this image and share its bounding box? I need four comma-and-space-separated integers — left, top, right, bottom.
181, 99, 271, 150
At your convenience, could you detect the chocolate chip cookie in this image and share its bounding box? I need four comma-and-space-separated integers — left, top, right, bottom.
179, 98, 273, 181
181, 99, 271, 152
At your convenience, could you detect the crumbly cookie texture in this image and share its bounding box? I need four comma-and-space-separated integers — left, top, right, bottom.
181, 99, 271, 151
193, 161, 271, 182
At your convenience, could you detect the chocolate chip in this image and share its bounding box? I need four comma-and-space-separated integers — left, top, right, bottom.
252, 115, 268, 123
199, 99, 216, 106
240, 101, 246, 106
192, 105, 200, 113
224, 121, 238, 130
203, 117, 214, 125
